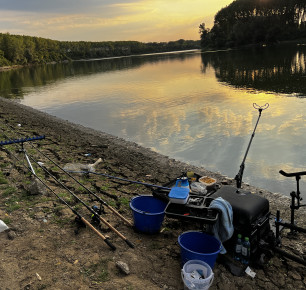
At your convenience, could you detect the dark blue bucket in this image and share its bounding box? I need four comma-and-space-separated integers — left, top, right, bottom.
130, 195, 167, 234
178, 231, 221, 269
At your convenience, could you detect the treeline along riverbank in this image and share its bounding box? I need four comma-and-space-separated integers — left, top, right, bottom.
200, 0, 306, 49
0, 33, 200, 67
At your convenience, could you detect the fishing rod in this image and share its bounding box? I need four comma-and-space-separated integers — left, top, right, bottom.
26, 152, 135, 248
66, 170, 171, 191
0, 121, 133, 228
0, 137, 116, 250
27, 143, 134, 227
234, 103, 269, 189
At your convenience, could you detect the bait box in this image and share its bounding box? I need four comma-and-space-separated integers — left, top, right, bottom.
168, 187, 190, 204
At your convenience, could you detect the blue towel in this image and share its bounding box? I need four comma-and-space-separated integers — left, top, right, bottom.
209, 197, 234, 254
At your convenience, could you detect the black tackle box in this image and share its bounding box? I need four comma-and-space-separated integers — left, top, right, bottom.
210, 185, 271, 257
165, 196, 219, 224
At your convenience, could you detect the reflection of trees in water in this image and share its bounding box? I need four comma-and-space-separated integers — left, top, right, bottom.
0, 51, 198, 99
201, 45, 306, 97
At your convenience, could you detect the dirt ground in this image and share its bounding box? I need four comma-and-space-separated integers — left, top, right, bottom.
0, 97, 305, 290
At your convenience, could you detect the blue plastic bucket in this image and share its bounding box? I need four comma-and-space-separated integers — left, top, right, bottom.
178, 231, 221, 269
130, 195, 167, 234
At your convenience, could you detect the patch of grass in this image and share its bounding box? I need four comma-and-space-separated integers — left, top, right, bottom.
7, 203, 21, 213
0, 162, 8, 168
2, 217, 11, 224
100, 185, 109, 191
82, 259, 110, 283
73, 203, 82, 211
4, 192, 23, 213
118, 197, 130, 208
51, 214, 71, 227
2, 186, 17, 197
76, 186, 87, 194
0, 175, 8, 184
58, 192, 74, 203
107, 200, 116, 207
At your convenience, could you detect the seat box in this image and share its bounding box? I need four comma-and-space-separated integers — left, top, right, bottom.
210, 185, 271, 259
210, 185, 269, 226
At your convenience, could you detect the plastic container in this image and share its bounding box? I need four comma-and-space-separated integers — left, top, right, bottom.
190, 182, 207, 195
199, 176, 216, 187
181, 260, 214, 290
129, 195, 167, 234
178, 231, 221, 269
168, 187, 190, 204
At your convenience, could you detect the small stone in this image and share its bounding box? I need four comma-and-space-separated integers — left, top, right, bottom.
27, 178, 47, 195
7, 231, 16, 240
116, 261, 130, 275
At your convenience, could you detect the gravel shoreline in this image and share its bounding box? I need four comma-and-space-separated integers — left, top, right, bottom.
0, 96, 305, 289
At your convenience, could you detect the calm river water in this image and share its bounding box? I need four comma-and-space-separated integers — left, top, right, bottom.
1, 44, 305, 199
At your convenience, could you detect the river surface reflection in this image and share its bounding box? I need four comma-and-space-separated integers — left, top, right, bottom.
1, 45, 305, 198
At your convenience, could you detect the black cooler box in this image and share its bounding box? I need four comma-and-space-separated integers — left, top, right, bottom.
210, 185, 271, 259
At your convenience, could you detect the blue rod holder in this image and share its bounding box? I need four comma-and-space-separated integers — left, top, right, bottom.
0, 135, 45, 146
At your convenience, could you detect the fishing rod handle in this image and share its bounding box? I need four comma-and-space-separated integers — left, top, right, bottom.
125, 239, 135, 248
104, 238, 117, 251
81, 217, 116, 251
105, 205, 133, 227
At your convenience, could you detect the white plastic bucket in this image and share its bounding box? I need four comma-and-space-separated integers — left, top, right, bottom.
181, 260, 214, 290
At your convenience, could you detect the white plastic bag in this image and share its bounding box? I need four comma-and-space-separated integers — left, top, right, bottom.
190, 182, 207, 195
0, 220, 9, 233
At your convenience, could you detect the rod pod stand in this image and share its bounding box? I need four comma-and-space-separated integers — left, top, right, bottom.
234, 103, 269, 190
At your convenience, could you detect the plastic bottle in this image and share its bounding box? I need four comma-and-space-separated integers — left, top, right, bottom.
234, 234, 242, 261
241, 237, 251, 265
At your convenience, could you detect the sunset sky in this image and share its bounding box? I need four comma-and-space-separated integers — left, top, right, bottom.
0, 0, 233, 42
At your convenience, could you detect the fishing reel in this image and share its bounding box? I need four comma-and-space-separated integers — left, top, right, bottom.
91, 204, 105, 224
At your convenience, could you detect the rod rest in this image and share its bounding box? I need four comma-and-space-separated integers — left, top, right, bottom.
0, 135, 45, 146
279, 169, 306, 178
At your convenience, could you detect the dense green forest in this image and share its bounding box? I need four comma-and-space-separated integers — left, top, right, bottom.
199, 0, 306, 48
0, 34, 200, 67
